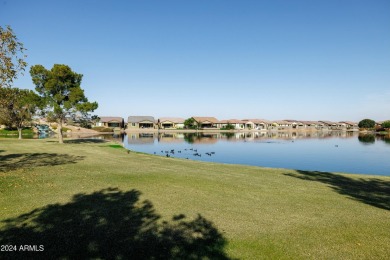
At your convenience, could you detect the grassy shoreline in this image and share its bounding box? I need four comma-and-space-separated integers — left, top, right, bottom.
0, 139, 389, 259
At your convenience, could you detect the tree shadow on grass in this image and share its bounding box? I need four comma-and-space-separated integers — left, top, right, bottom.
0, 153, 85, 172
65, 139, 107, 144
284, 170, 390, 211
0, 188, 230, 260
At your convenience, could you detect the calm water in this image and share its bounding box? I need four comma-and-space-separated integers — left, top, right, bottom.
119, 131, 390, 176
7, 131, 388, 175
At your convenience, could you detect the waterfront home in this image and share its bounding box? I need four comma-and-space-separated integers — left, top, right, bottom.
219, 120, 230, 129
300, 121, 321, 130
253, 119, 272, 130
271, 120, 293, 130
338, 121, 359, 130
158, 117, 185, 129
192, 117, 220, 129
220, 119, 245, 130
127, 116, 156, 129
240, 119, 271, 130
319, 121, 338, 130
242, 119, 255, 129
94, 116, 124, 128
284, 120, 306, 129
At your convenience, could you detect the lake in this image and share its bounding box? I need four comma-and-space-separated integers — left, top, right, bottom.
110, 131, 390, 176
5, 131, 388, 175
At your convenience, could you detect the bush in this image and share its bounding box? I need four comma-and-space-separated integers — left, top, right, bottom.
184, 118, 197, 129
358, 119, 375, 129
381, 121, 390, 129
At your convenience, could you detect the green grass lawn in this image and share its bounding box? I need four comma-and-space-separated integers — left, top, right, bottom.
0, 139, 389, 259
0, 128, 34, 136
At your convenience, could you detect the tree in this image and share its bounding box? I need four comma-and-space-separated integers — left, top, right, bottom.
358, 119, 376, 129
381, 121, 390, 129
0, 25, 27, 88
84, 114, 100, 128
30, 64, 98, 143
0, 87, 42, 139
184, 117, 196, 129
70, 113, 100, 129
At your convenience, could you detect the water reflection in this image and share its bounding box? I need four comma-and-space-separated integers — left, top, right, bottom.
121, 131, 390, 175
4, 130, 387, 175
358, 134, 376, 144
124, 131, 358, 145
89, 131, 390, 148
376, 135, 390, 145
127, 133, 154, 144
62, 133, 126, 143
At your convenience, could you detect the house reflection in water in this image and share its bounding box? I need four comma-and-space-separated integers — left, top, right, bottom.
158, 133, 185, 143
126, 131, 356, 145
127, 133, 155, 145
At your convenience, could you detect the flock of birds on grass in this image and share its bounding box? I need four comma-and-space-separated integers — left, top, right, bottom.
153, 148, 216, 159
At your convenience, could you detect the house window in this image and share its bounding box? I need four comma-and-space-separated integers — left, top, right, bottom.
132, 123, 136, 126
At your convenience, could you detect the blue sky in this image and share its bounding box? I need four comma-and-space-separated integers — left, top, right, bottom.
1, 0, 389, 121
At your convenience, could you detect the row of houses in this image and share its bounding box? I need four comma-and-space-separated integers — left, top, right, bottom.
95, 116, 362, 131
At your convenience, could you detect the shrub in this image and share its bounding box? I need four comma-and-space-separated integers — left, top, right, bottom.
381, 121, 390, 129
358, 119, 375, 129
184, 118, 197, 129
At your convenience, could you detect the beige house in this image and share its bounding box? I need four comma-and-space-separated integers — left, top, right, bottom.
192, 117, 220, 129
219, 119, 246, 130
284, 120, 306, 129
319, 121, 338, 130
94, 117, 124, 128
127, 116, 156, 129
300, 121, 321, 130
271, 120, 293, 130
245, 119, 272, 130
338, 121, 358, 130
158, 117, 185, 129
242, 119, 255, 129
